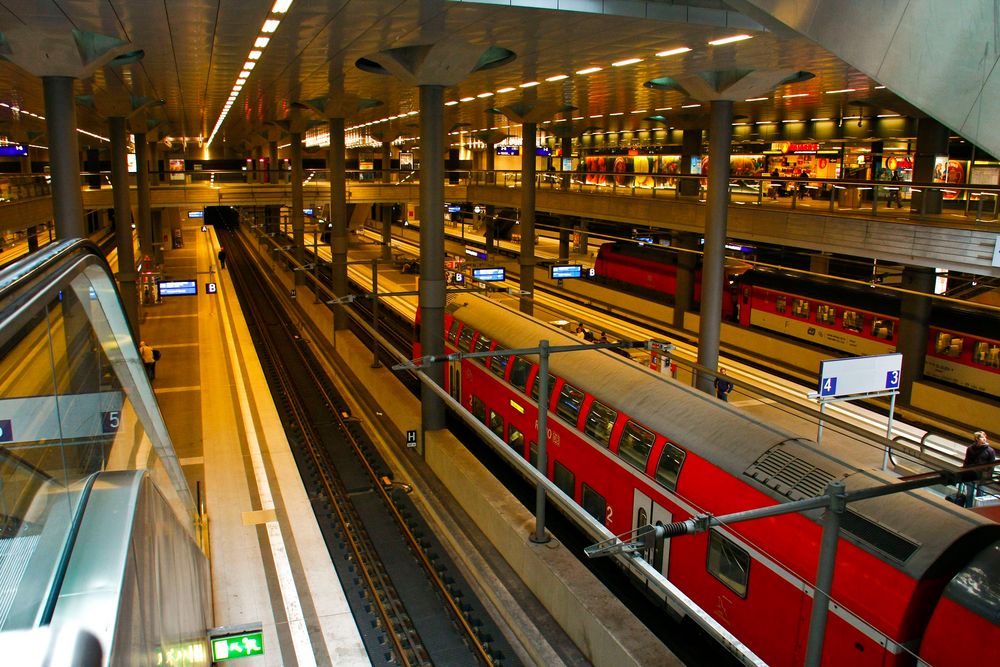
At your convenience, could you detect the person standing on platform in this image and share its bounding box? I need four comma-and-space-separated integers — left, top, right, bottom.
769, 168, 781, 199
218, 247, 227, 269
714, 368, 734, 401
887, 170, 903, 208
962, 431, 996, 507
139, 341, 157, 381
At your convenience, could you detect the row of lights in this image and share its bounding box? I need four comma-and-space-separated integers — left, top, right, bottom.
746, 84, 887, 103
0, 101, 110, 143
345, 33, 752, 138
206, 0, 293, 149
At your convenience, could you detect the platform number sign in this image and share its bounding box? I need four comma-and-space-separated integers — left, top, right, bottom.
101, 411, 121, 434
406, 429, 418, 448
885, 369, 901, 390
820, 377, 837, 397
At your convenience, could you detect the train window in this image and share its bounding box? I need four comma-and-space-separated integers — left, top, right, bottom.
509, 357, 533, 393
775, 295, 787, 313
556, 383, 586, 426
528, 442, 537, 467
654, 442, 686, 491
489, 410, 504, 439
471, 396, 487, 424
531, 372, 556, 406
581, 484, 607, 525
816, 304, 836, 325
791, 298, 810, 319
457, 324, 476, 352
584, 400, 617, 448
489, 348, 510, 379
936, 333, 963, 358
509, 426, 524, 453
553, 461, 574, 497
973, 341, 1000, 368
446, 319, 462, 345
871, 318, 894, 340
472, 333, 492, 366
842, 310, 864, 333
707, 531, 750, 598
618, 420, 655, 471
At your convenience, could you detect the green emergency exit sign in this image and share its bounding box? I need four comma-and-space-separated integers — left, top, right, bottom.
211, 631, 264, 661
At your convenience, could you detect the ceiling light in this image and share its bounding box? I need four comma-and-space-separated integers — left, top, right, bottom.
445, 100, 459, 106
781, 119, 801, 123
546, 74, 568, 81
496, 87, 515, 93
612, 58, 643, 67
519, 81, 540, 88
262, 19, 280, 33
236, 77, 247, 85
654, 107, 672, 111
843, 115, 861, 120
782, 93, 808, 98
460, 96, 474, 102
408, 111, 418, 115
577, 67, 602, 75
240, 70, 251, 78
477, 92, 494, 98
656, 47, 691, 57
572, 116, 584, 120
681, 103, 701, 108
609, 112, 624, 116
745, 97, 768, 102
233, 85, 243, 91
244, 61, 256, 70
877, 113, 900, 118
732, 122, 749, 126
631, 109, 647, 114
249, 50, 263, 60
271, 0, 293, 13
255, 37, 270, 48
874, 85, 886, 89
755, 121, 772, 125
811, 117, 830, 121
825, 88, 856, 94
709, 34, 752, 46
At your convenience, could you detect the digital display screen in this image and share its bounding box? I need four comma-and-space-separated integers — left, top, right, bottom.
447, 205, 461, 213
159, 280, 198, 296
536, 147, 551, 157
0, 144, 27, 156
550, 264, 583, 279
496, 146, 519, 156
187, 210, 204, 218
465, 247, 487, 261
303, 208, 313, 216
472, 267, 505, 282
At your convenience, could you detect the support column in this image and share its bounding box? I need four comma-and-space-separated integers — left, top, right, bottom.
26, 227, 38, 253
291, 132, 305, 284
109, 117, 139, 334
269, 141, 280, 183
149, 141, 160, 185
558, 216, 571, 260
578, 218, 589, 254
911, 118, 949, 215
380, 140, 394, 261
696, 100, 733, 394
561, 136, 572, 190
382, 140, 392, 184
135, 132, 153, 264
679, 129, 702, 197
897, 265, 936, 404
673, 231, 699, 329
485, 139, 496, 184
519, 121, 537, 314
329, 117, 348, 330
419, 84, 446, 431
43, 76, 85, 239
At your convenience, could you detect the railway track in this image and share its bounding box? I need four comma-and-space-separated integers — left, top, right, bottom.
221, 230, 518, 667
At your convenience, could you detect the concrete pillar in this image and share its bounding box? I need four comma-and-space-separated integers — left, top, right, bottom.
382, 140, 392, 184
912, 118, 949, 215
558, 216, 571, 260
484, 204, 496, 253
134, 132, 153, 263
149, 142, 160, 185
485, 141, 496, 184
679, 129, 702, 197
329, 117, 348, 330
269, 141, 280, 183
674, 231, 700, 329
561, 136, 572, 190
519, 121, 537, 315
578, 218, 589, 254
26, 226, 38, 253
696, 100, 733, 395
897, 265, 936, 404
109, 116, 139, 334
43, 76, 85, 239
291, 132, 305, 285
419, 84, 447, 431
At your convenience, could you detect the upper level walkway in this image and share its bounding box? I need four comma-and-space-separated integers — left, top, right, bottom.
1, 169, 998, 278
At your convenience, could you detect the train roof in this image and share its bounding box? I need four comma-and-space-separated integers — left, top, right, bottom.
447, 294, 1000, 579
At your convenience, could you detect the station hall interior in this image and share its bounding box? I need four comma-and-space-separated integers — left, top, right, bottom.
0, 1, 999, 666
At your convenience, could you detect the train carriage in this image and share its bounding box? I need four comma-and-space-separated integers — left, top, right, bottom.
432, 294, 1000, 666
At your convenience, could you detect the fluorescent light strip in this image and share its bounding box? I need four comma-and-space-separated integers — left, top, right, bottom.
656, 46, 691, 57
681, 103, 701, 108
272, 0, 292, 12
745, 97, 768, 102
825, 88, 856, 94
262, 19, 280, 33
612, 58, 642, 67
496, 87, 516, 93
782, 93, 808, 98
519, 81, 540, 88
577, 67, 602, 75
546, 74, 568, 82
709, 34, 751, 46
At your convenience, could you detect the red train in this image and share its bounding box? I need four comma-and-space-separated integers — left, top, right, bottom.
430, 294, 1000, 666
594, 241, 1000, 397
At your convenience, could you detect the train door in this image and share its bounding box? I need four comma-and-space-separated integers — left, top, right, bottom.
632, 489, 672, 575
448, 359, 462, 401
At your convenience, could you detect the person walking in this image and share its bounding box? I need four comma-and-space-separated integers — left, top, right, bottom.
961, 431, 996, 507
714, 368, 734, 401
139, 340, 157, 381
218, 247, 227, 269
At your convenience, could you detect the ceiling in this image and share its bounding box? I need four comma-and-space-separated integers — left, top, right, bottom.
0, 0, 927, 155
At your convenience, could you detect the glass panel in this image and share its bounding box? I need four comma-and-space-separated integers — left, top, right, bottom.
509, 357, 532, 392
529, 441, 538, 467
584, 400, 617, 448
654, 443, 686, 491
618, 420, 655, 471
792, 298, 810, 319
472, 333, 492, 366
446, 318, 462, 345
581, 484, 607, 525
842, 310, 864, 333
457, 324, 475, 352
530, 372, 555, 406
553, 461, 573, 496
489, 348, 509, 379
489, 410, 504, 438
508, 426, 524, 453
973, 341, 1000, 368
556, 383, 585, 426
775, 295, 786, 313
935, 332, 963, 358
471, 396, 486, 424
816, 303, 836, 325
707, 531, 750, 598
872, 318, 894, 340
